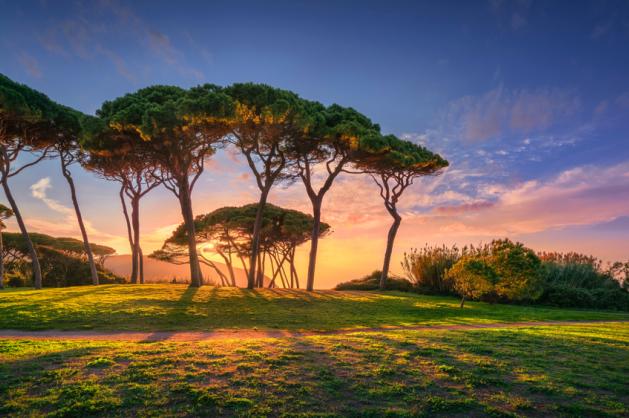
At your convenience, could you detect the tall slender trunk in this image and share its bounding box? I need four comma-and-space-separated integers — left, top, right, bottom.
306, 200, 322, 291
139, 246, 144, 284
0, 230, 4, 289
119, 188, 137, 283
247, 187, 270, 289
61, 158, 98, 285
179, 180, 202, 287
131, 197, 141, 284
1, 178, 42, 289
380, 210, 402, 290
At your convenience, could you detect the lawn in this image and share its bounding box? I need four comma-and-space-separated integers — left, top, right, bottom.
1, 284, 628, 331
1, 322, 628, 417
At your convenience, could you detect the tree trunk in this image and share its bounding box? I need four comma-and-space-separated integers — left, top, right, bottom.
119, 187, 136, 283
61, 158, 99, 285
247, 187, 270, 289
131, 197, 141, 284
1, 178, 43, 289
460, 296, 465, 308
306, 200, 322, 291
380, 211, 402, 290
178, 182, 202, 287
0, 230, 4, 289
139, 246, 144, 284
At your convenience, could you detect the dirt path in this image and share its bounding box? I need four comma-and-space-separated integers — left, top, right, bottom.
0, 320, 626, 342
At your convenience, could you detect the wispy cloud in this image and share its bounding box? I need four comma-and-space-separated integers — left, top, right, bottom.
17, 52, 43, 78
37, 0, 205, 83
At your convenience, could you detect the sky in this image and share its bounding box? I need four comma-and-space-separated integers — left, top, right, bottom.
1, 0, 629, 288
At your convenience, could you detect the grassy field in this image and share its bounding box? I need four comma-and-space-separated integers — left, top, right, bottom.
1, 284, 628, 331
0, 323, 627, 417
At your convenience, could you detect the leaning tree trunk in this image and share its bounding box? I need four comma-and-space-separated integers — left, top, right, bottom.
119, 187, 137, 283
306, 199, 322, 291
247, 186, 270, 289
380, 210, 402, 290
1, 178, 43, 289
61, 158, 99, 285
178, 181, 202, 287
0, 230, 4, 289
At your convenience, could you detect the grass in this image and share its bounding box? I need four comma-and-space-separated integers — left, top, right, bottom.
1, 284, 628, 331
0, 322, 627, 416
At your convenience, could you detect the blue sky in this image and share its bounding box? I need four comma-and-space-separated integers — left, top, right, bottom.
1, 0, 628, 285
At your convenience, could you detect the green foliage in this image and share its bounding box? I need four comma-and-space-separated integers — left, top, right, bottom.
443, 239, 543, 304
489, 239, 544, 301
2, 232, 122, 287
335, 270, 413, 291
446, 256, 498, 302
537, 252, 629, 310
401, 244, 460, 294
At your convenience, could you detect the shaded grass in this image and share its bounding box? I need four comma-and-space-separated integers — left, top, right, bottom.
0, 323, 627, 416
1, 284, 628, 331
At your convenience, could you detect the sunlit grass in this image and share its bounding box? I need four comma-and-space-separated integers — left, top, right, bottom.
0, 323, 627, 416
1, 284, 628, 331
0, 284, 629, 331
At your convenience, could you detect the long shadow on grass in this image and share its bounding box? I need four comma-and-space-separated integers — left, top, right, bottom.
368, 326, 629, 416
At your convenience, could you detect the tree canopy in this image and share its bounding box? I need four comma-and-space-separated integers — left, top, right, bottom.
152, 203, 330, 288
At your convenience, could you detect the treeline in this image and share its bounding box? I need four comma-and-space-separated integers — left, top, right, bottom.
0, 74, 448, 290
1, 231, 123, 288
337, 239, 629, 311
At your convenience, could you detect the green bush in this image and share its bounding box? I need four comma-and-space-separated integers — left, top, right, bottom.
335, 270, 412, 291
537, 252, 629, 310
401, 245, 459, 294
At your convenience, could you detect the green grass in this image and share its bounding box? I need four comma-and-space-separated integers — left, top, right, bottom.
1, 323, 627, 416
1, 284, 628, 331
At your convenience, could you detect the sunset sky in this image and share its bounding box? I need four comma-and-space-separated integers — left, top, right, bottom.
1, 0, 629, 288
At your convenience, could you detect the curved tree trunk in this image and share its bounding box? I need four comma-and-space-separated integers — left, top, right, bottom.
119, 188, 137, 283
380, 210, 402, 290
178, 181, 202, 287
1, 178, 43, 289
61, 157, 99, 285
247, 187, 270, 289
306, 200, 322, 291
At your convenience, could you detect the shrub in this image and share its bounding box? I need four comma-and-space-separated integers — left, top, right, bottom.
335, 270, 412, 291
445, 239, 543, 306
401, 244, 460, 294
445, 256, 497, 307
537, 252, 629, 310
488, 239, 543, 302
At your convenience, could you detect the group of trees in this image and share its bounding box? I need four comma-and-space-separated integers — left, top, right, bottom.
1, 73, 447, 290
151, 203, 329, 288
1, 231, 120, 288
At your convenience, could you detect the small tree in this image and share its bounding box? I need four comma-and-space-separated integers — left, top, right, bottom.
355, 135, 448, 289
92, 85, 233, 287
446, 256, 497, 308
0, 203, 14, 288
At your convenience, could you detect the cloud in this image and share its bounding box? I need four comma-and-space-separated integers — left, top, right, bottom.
18, 52, 43, 78
444, 86, 581, 142
38, 0, 205, 83
30, 177, 74, 216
